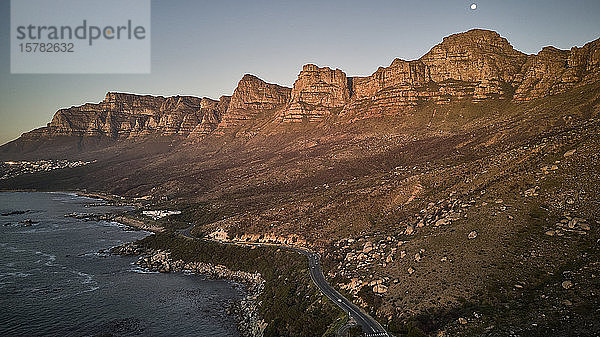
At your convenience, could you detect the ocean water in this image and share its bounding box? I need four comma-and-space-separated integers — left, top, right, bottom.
0, 192, 242, 337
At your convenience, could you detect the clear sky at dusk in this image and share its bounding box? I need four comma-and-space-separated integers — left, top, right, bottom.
1, 0, 599, 144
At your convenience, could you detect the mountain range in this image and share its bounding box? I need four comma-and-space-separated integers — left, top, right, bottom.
2, 29, 598, 150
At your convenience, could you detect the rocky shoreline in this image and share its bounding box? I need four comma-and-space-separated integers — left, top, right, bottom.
111, 242, 266, 337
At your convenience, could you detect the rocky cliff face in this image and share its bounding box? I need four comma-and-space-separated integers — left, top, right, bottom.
188, 96, 231, 138
23, 92, 230, 140
346, 59, 433, 117
279, 64, 351, 122
10, 29, 600, 145
514, 39, 600, 101
281, 29, 533, 120
419, 29, 527, 99
280, 29, 600, 121
215, 74, 291, 133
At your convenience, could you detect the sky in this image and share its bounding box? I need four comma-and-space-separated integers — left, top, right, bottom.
1, 0, 599, 145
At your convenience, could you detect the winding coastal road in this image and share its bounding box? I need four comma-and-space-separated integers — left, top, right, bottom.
177, 225, 389, 337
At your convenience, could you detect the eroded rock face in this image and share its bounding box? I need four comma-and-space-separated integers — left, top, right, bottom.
279, 64, 351, 122
12, 29, 600, 144
420, 29, 527, 98
188, 96, 230, 138
347, 59, 433, 116
342, 30, 528, 117
286, 30, 600, 120
514, 39, 600, 101
26, 92, 229, 139
420, 29, 527, 90
215, 74, 291, 133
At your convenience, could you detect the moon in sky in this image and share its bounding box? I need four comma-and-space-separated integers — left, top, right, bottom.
470, 3, 477, 10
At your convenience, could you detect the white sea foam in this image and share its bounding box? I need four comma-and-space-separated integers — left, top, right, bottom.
1, 244, 26, 253
129, 265, 159, 274
72, 270, 95, 285
0, 271, 32, 278
50, 285, 100, 300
